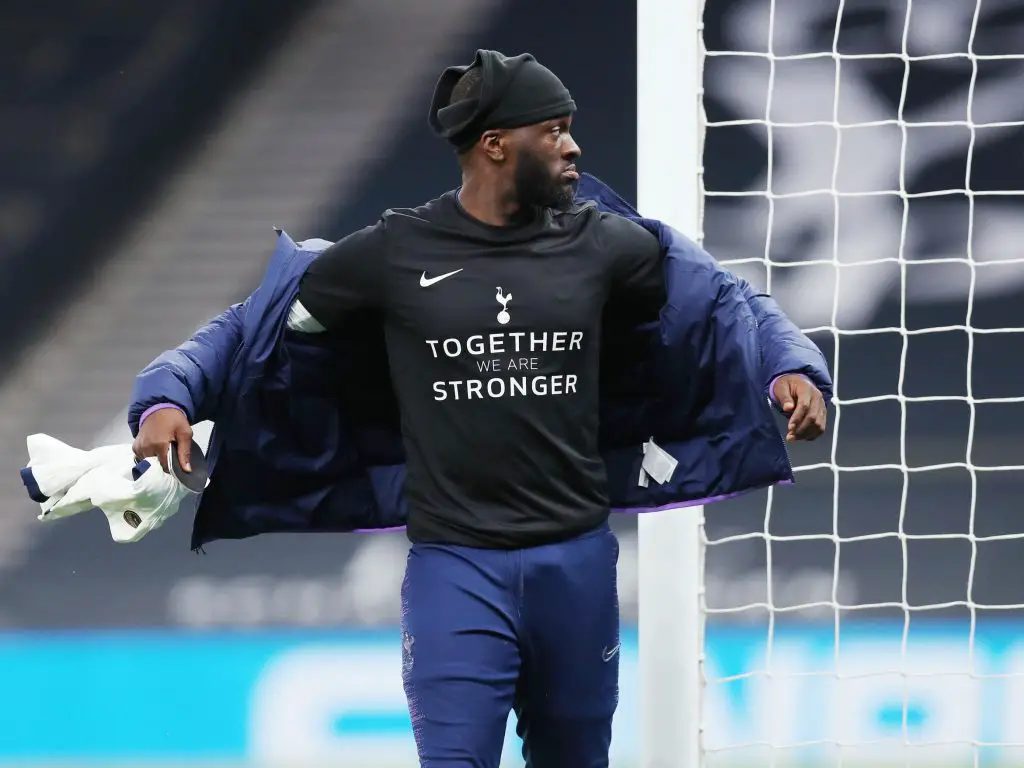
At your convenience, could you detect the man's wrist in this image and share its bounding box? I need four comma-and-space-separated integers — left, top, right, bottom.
768, 372, 810, 405
138, 402, 185, 429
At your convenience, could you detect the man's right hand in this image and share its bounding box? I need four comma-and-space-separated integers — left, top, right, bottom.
132, 407, 193, 475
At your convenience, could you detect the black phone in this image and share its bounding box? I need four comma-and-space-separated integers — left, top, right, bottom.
169, 438, 209, 493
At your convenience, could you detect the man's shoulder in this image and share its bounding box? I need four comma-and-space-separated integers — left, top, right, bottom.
576, 205, 660, 254
550, 199, 619, 234
314, 193, 454, 256
380, 190, 456, 227
559, 199, 653, 232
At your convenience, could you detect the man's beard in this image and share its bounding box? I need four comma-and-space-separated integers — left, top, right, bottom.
513, 148, 575, 212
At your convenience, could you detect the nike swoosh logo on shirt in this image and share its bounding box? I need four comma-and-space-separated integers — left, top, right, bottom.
420, 269, 463, 287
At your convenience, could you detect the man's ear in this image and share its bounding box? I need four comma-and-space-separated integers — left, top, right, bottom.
481, 130, 507, 163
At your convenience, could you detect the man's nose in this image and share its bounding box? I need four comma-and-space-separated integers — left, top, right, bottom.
563, 135, 581, 159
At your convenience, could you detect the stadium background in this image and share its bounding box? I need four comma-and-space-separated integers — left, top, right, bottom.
2, 0, 1023, 765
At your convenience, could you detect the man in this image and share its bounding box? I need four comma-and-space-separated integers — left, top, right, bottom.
131, 51, 830, 767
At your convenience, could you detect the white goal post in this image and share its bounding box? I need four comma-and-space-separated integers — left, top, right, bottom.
636, 0, 1024, 766
636, 0, 705, 766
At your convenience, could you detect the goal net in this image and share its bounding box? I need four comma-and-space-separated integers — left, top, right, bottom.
640, 0, 1024, 766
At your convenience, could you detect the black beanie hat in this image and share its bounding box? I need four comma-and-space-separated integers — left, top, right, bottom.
428, 50, 576, 152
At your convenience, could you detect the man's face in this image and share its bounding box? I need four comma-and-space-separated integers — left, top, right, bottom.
509, 116, 581, 211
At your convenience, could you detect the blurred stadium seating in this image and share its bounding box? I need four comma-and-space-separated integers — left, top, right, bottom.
0, 0, 317, 364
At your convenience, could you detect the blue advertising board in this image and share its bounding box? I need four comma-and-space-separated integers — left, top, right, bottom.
0, 622, 1022, 766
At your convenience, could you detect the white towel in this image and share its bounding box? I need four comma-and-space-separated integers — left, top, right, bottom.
20, 433, 207, 543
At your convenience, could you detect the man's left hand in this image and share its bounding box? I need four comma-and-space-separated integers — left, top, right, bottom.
773, 374, 827, 442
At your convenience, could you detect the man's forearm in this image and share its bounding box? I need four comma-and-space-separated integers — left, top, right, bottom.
741, 285, 833, 404
128, 301, 247, 436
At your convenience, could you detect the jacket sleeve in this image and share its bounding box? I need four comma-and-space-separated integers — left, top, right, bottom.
736, 280, 833, 405
672, 231, 833, 405
128, 301, 247, 436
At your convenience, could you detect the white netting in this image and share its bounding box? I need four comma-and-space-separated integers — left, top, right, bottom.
697, 0, 1024, 765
